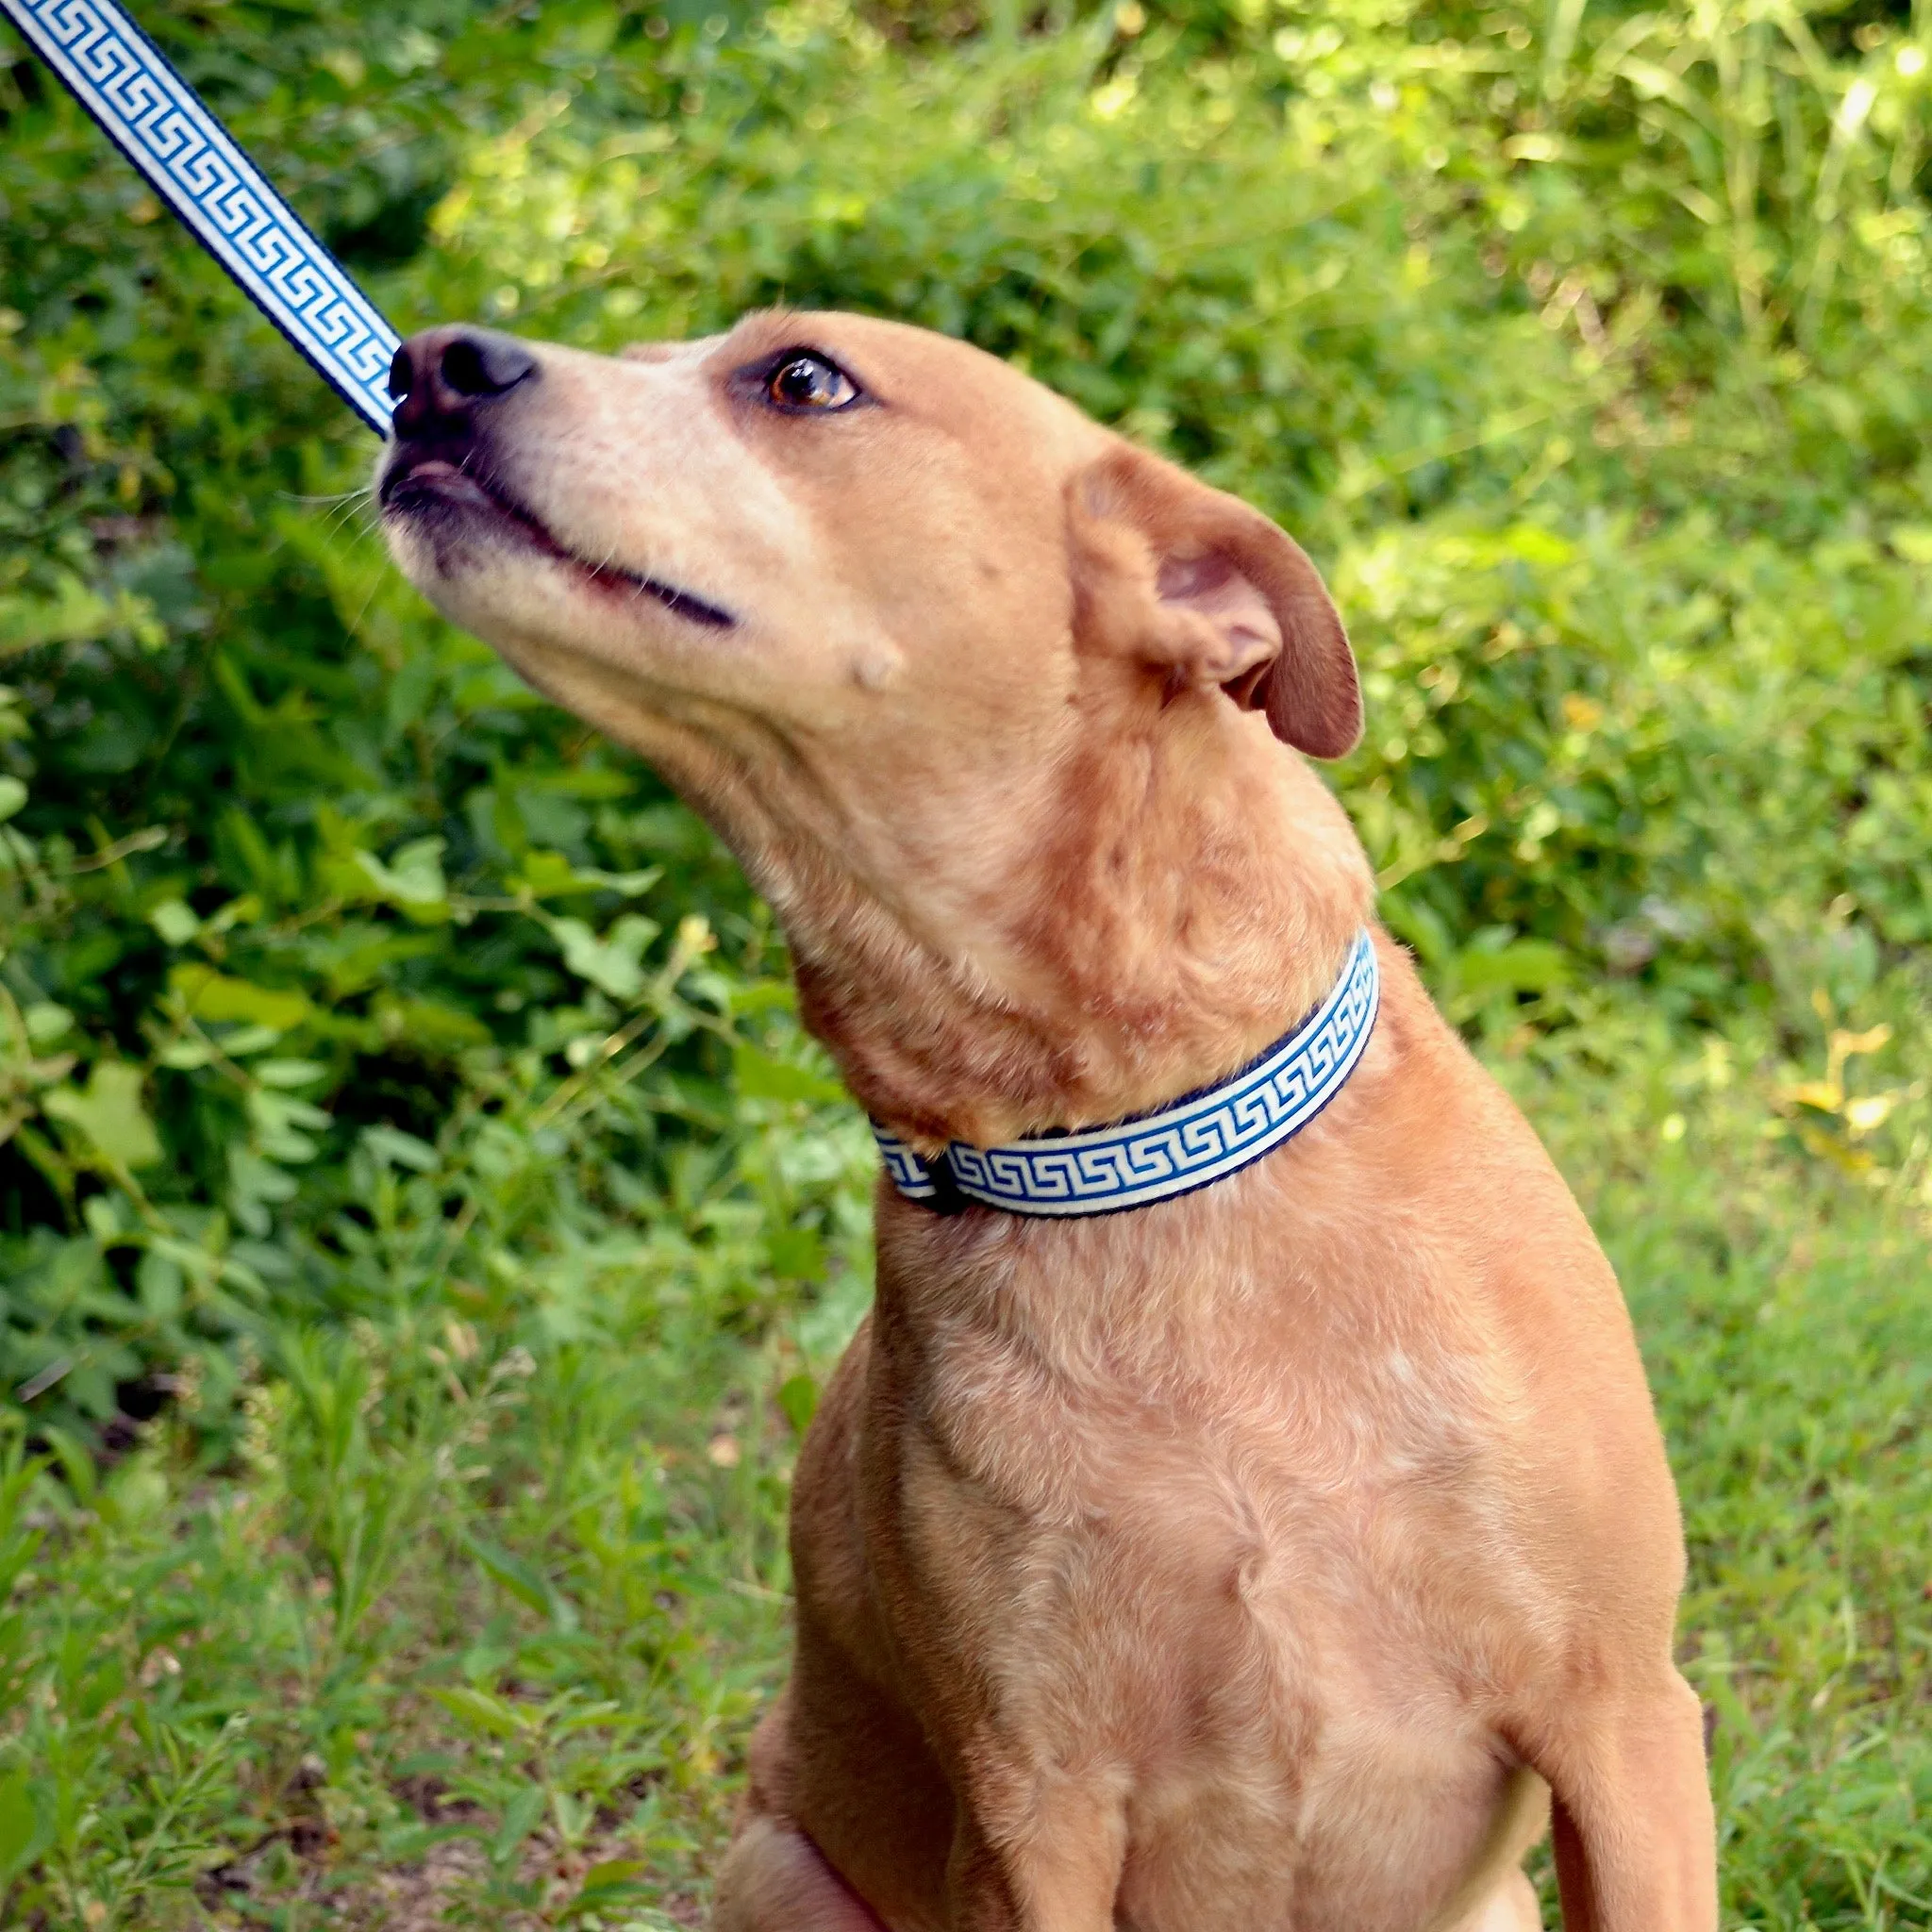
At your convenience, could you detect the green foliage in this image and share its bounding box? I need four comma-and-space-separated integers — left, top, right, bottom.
2, 0, 1930, 1920
0, 1074, 1924, 1927
6, 0, 1931, 1428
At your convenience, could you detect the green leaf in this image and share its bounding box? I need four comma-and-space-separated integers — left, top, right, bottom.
387, 997, 493, 1047
35, 1424, 97, 1507
427, 1686, 524, 1740
515, 849, 660, 898
0, 776, 25, 824
578, 1857, 647, 1894
730, 979, 798, 1016
354, 837, 450, 914
765, 1226, 825, 1282
254, 1058, 328, 1090
0, 1767, 47, 1887
1453, 941, 1570, 996
732, 1043, 845, 1107
558, 1858, 651, 1918
137, 1250, 183, 1321
777, 1373, 820, 1437
490, 1784, 546, 1867
546, 913, 661, 1000
42, 1061, 163, 1169
21, 1002, 72, 1046
1888, 523, 1932, 564
362, 1125, 440, 1172
517, 848, 586, 897
465, 1533, 577, 1629
170, 964, 312, 1032
147, 899, 201, 945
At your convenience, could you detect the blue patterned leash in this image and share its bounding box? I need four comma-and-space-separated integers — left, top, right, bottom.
2, 0, 399, 434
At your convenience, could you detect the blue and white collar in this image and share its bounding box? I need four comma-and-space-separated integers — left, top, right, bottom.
873, 928, 1379, 1219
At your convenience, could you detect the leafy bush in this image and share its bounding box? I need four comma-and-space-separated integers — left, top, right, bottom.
5, 0, 1928, 1444
1, 0, 822, 1442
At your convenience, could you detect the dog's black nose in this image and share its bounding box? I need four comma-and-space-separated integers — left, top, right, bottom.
388, 327, 538, 437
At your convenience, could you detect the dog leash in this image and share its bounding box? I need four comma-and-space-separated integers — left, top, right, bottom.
3, 0, 398, 434
875, 929, 1380, 1218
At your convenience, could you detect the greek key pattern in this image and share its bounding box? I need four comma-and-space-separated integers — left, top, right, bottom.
874, 930, 1379, 1219
4, 0, 399, 433
876, 1135, 941, 1201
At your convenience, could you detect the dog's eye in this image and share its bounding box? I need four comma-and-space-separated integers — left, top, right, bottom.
765, 352, 859, 412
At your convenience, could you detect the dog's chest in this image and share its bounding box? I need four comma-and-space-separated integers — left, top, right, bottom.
881, 1248, 1543, 1926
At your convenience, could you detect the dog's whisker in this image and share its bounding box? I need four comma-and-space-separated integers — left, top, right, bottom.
322, 495, 375, 538
281, 487, 373, 508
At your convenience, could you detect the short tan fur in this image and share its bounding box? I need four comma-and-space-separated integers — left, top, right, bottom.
382, 308, 1718, 1932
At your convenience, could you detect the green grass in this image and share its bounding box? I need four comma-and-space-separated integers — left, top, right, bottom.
1540, 1069, 1932, 1927
1, 1056, 1927, 1930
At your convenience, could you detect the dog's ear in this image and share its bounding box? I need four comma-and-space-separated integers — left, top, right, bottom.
1069, 443, 1361, 759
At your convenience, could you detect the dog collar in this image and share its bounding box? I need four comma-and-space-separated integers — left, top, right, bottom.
873, 928, 1379, 1218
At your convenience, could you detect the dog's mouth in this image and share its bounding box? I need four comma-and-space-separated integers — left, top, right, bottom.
380, 451, 736, 631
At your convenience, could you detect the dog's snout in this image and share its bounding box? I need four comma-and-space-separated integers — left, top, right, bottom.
388, 327, 538, 438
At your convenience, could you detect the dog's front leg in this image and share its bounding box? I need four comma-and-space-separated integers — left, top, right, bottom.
712, 1815, 892, 1932
945, 1776, 1127, 1932
1530, 1674, 1717, 1932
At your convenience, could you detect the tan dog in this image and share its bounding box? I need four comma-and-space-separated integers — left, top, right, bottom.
380, 310, 1717, 1932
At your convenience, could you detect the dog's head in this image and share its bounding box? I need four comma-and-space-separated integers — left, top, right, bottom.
379, 310, 1366, 1132
380, 309, 1357, 763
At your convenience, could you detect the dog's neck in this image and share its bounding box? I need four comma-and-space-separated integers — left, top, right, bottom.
639, 688, 1374, 1151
